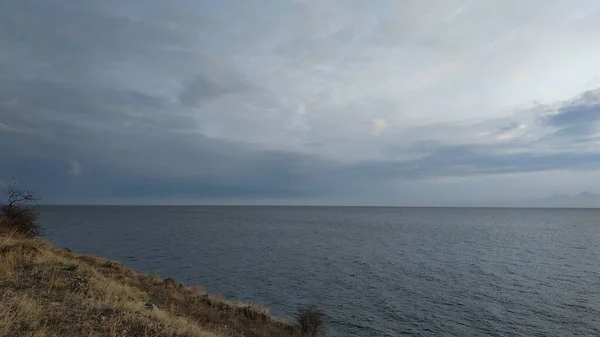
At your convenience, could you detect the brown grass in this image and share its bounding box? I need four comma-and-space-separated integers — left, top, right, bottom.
0, 233, 307, 337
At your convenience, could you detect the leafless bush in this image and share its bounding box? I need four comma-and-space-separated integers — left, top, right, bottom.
0, 180, 40, 237
297, 306, 325, 336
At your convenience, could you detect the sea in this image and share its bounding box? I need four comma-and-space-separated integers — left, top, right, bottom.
39, 206, 600, 336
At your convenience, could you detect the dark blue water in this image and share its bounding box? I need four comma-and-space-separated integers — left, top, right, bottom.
39, 206, 600, 336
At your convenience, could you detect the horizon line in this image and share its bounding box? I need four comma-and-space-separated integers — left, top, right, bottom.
36, 204, 600, 209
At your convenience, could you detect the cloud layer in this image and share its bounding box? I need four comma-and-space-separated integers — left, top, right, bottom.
1, 0, 600, 205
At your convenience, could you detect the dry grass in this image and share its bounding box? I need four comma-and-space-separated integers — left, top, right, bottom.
0, 233, 306, 337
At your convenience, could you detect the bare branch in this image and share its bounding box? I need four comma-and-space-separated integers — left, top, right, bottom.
6, 180, 38, 208
1, 179, 40, 237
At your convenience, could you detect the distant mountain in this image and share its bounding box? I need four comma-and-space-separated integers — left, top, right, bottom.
535, 192, 600, 208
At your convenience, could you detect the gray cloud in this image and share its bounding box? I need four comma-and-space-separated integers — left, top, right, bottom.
178, 74, 257, 107
542, 89, 600, 138
2, 0, 600, 205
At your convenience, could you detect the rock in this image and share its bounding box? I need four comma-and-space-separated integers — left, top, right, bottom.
144, 302, 158, 311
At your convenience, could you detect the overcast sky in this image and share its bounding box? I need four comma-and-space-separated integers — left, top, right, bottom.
1, 0, 600, 206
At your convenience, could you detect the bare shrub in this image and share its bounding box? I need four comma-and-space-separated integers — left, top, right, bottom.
0, 180, 40, 237
297, 306, 325, 336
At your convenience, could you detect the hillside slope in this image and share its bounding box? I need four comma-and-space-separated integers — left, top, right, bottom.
0, 232, 305, 337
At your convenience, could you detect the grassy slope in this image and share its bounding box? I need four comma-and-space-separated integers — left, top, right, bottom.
0, 232, 303, 337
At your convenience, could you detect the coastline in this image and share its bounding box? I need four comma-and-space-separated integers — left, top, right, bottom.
0, 232, 307, 337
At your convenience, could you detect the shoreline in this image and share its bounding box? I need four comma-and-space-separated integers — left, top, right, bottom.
0, 232, 309, 337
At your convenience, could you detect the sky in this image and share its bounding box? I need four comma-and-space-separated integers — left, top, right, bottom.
1, 0, 600, 206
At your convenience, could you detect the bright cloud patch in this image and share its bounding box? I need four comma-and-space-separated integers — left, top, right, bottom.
371, 118, 388, 136
68, 161, 81, 176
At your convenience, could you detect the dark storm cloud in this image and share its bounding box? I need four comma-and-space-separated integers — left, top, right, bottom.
0, 0, 311, 201
1, 125, 333, 202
